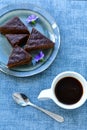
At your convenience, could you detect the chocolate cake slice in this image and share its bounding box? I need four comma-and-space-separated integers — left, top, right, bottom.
24, 28, 55, 51
5, 34, 29, 47
0, 17, 29, 34
7, 46, 32, 68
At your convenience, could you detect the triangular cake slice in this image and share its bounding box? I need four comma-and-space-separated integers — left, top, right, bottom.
7, 46, 32, 68
24, 28, 55, 51
5, 34, 29, 47
0, 17, 30, 34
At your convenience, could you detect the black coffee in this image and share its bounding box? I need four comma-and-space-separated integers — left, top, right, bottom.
55, 77, 83, 105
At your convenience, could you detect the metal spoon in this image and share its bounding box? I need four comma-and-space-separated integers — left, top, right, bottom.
12, 92, 64, 123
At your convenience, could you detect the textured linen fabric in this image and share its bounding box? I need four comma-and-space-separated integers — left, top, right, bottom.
0, 0, 87, 130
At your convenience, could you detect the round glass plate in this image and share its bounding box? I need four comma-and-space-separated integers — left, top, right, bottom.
0, 4, 60, 77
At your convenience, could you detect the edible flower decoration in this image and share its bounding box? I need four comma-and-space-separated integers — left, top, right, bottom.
26, 14, 38, 24
32, 51, 44, 65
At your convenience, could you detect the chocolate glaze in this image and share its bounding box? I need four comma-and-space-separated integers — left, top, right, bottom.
0, 17, 30, 34
6, 34, 29, 47
24, 28, 55, 51
7, 46, 32, 68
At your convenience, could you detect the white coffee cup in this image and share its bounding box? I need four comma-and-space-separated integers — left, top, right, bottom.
38, 71, 87, 109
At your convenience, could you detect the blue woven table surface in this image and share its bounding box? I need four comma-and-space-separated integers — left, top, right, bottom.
0, 0, 87, 130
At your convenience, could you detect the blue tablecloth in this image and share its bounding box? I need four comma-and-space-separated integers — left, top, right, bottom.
0, 0, 87, 130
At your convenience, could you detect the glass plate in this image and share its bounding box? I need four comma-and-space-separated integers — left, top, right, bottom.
0, 4, 60, 77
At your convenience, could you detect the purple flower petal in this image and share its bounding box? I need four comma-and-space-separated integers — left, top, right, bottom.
32, 51, 45, 66
34, 51, 44, 62
26, 14, 38, 23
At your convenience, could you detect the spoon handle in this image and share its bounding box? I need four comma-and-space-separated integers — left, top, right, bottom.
28, 103, 64, 123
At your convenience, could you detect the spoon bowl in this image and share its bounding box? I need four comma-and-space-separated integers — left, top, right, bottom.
13, 93, 30, 106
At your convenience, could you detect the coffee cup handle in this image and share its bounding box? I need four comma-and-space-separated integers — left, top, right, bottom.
38, 89, 52, 100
